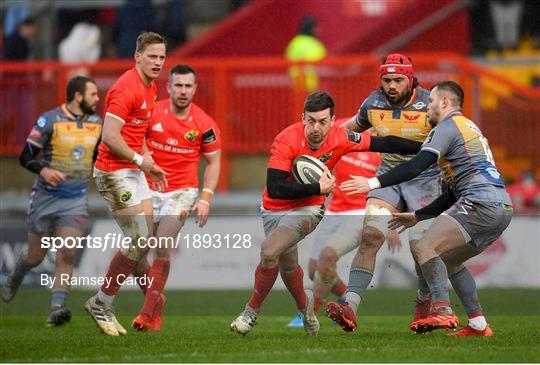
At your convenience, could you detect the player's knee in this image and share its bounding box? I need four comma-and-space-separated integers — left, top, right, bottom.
260, 243, 280, 266
56, 247, 75, 266
359, 227, 385, 253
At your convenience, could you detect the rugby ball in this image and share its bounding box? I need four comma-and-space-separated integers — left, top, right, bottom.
292, 155, 332, 184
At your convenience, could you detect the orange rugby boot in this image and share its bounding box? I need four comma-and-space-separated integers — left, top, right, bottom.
448, 324, 493, 337
326, 301, 357, 332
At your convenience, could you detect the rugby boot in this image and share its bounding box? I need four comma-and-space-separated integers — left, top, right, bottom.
303, 289, 320, 336
409, 297, 431, 332
45, 305, 72, 327
448, 324, 493, 337
326, 301, 357, 332
230, 307, 258, 336
414, 301, 459, 333
84, 295, 124, 336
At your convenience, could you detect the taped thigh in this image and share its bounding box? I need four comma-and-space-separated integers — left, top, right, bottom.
363, 204, 393, 237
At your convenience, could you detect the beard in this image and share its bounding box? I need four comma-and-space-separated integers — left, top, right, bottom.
381, 87, 411, 106
80, 99, 96, 115
427, 112, 439, 128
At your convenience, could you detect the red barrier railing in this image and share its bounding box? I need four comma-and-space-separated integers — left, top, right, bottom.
1, 54, 539, 189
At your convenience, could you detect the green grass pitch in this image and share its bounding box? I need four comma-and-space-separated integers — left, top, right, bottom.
1, 288, 539, 362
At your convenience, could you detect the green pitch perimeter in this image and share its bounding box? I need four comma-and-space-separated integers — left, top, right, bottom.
1, 288, 539, 363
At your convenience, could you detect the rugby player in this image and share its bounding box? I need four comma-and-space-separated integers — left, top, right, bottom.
85, 32, 168, 336
287, 126, 401, 327
230, 91, 424, 336
338, 81, 512, 336
2, 76, 101, 327
325, 53, 446, 331
131, 64, 221, 331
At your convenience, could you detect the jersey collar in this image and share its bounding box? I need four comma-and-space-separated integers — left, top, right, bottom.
402, 88, 417, 108
60, 104, 77, 121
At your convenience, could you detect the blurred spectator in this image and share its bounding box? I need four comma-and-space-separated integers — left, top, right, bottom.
285, 15, 327, 92
3, 16, 37, 60
3, 3, 30, 38
58, 23, 101, 64
489, 0, 524, 50
113, 0, 159, 59
507, 171, 540, 214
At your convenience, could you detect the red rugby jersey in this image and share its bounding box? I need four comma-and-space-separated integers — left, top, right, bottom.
146, 100, 221, 192
327, 151, 380, 212
95, 68, 158, 171
262, 122, 371, 211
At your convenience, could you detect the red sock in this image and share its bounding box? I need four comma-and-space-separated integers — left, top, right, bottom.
101, 251, 137, 296
313, 296, 324, 314
331, 279, 346, 297
281, 265, 307, 311
133, 260, 150, 295
467, 311, 484, 319
247, 263, 279, 310
140, 259, 170, 317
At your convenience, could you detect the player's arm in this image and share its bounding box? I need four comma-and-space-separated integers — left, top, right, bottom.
266, 168, 334, 199
340, 150, 437, 194
342, 116, 363, 132
344, 99, 372, 132
192, 150, 221, 228
101, 115, 149, 167
22, 115, 66, 186
19, 142, 67, 186
368, 135, 422, 154
388, 186, 456, 233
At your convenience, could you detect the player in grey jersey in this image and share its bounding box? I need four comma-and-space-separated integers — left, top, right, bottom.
2, 76, 102, 327
340, 80, 513, 336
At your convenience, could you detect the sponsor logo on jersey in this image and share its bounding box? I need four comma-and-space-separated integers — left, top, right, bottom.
132, 118, 145, 125
85, 125, 98, 132
202, 129, 217, 144
29, 127, 41, 139
185, 130, 199, 142
466, 121, 482, 136
403, 113, 420, 122
167, 138, 179, 146
347, 130, 362, 143
71, 146, 87, 162
412, 102, 426, 110
319, 151, 333, 163
37, 117, 46, 128
152, 122, 163, 132
424, 129, 435, 144
120, 191, 132, 203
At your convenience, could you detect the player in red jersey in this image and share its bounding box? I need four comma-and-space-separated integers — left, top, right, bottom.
131, 64, 221, 331
85, 32, 168, 336
287, 125, 402, 327
230, 91, 421, 336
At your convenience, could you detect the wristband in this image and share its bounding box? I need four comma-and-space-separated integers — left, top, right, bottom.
198, 199, 210, 206
367, 177, 381, 190
200, 188, 214, 204
132, 152, 143, 167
